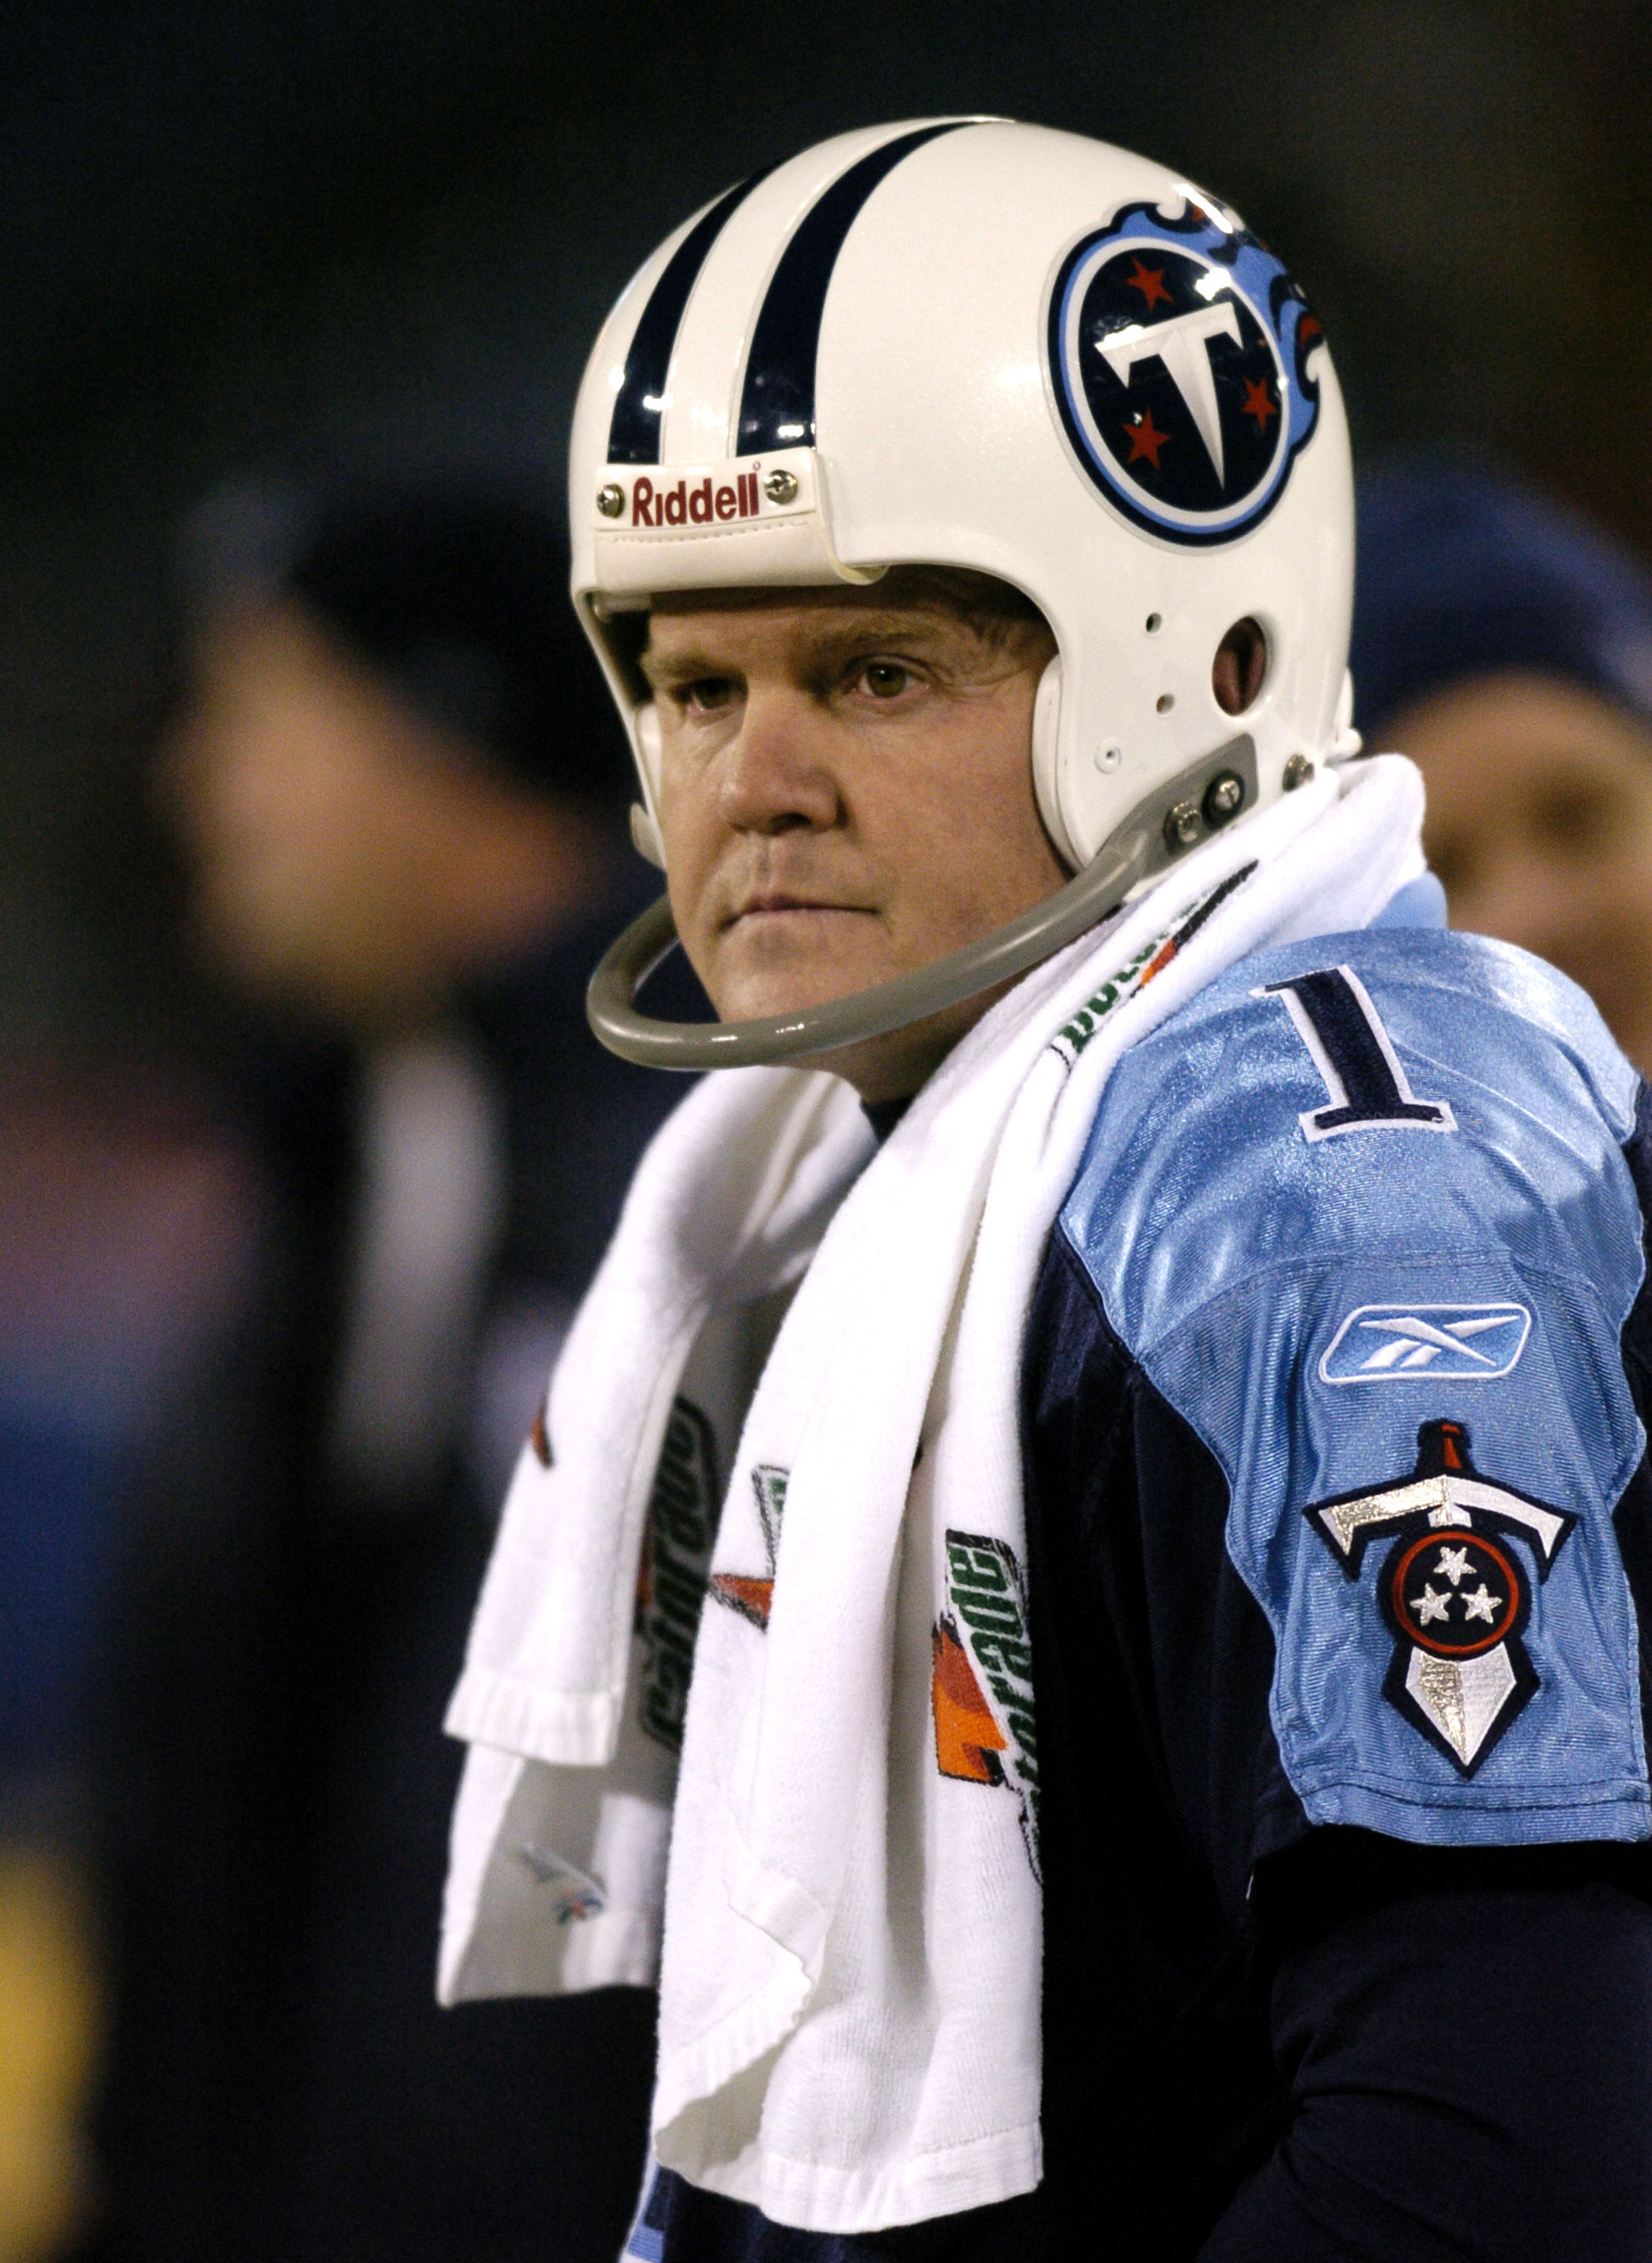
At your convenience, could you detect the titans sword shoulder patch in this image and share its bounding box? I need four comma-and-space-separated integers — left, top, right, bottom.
1303, 1418, 1577, 1776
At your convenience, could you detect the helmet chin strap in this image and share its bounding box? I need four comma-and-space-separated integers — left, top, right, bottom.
585, 829, 1151, 1072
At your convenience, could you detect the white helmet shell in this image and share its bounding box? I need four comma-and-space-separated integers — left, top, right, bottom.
571, 117, 1354, 876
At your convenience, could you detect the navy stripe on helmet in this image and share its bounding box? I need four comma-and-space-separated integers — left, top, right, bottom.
606, 167, 774, 466
736, 121, 973, 457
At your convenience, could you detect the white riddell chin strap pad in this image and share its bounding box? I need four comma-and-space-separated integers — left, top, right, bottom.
629, 704, 667, 869
1030, 656, 1077, 872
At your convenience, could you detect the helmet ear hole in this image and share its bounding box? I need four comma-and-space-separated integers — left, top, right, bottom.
1212, 618, 1268, 717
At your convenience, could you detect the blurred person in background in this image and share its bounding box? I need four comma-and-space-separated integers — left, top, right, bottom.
79, 486, 692, 2263
1352, 456, 1652, 1068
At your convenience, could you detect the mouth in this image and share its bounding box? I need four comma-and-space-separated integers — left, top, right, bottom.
725, 892, 878, 929
703, 886, 896, 1020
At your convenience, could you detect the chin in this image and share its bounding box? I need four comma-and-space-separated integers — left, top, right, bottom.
710, 922, 895, 1026
714, 956, 896, 1027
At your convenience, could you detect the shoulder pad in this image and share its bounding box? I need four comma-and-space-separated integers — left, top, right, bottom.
1061, 926, 1641, 1357
1059, 926, 1651, 1844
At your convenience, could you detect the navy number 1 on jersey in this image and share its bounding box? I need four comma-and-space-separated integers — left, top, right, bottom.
1258, 965, 1456, 1143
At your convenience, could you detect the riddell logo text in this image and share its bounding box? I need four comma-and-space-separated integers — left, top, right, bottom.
630, 471, 763, 527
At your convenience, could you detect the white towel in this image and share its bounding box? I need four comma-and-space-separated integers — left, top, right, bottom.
442, 756, 1426, 2231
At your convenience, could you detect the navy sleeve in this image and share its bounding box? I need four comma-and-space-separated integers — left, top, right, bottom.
1021, 1217, 1652, 2261
1059, 932, 1652, 1853
1202, 1835, 1652, 2262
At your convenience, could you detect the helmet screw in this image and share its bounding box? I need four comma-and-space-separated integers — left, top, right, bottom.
763, 468, 800, 505
1202, 770, 1245, 828
1282, 754, 1315, 791
1164, 799, 1202, 854
596, 482, 625, 518
1094, 743, 1122, 774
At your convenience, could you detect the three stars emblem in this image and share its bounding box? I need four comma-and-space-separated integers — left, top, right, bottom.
1303, 1420, 1577, 1775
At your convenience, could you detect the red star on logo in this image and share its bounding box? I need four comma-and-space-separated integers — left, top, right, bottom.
1127, 258, 1171, 311
1124, 410, 1170, 468
1242, 376, 1278, 429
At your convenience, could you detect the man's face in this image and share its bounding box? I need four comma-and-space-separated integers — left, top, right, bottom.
158, 602, 612, 1033
1392, 668, 1652, 1072
641, 574, 1064, 1099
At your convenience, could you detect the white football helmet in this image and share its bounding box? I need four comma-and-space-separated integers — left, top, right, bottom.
574, 118, 1356, 1067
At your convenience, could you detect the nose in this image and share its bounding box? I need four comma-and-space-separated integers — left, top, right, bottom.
717, 682, 842, 837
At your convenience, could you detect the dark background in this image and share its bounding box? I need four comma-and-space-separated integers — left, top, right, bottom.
0, 0, 1645, 1067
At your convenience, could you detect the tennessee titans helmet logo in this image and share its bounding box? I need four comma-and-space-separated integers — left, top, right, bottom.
1047, 193, 1324, 545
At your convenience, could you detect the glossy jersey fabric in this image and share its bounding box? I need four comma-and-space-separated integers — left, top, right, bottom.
1059, 921, 1649, 1849
643, 916, 1652, 2261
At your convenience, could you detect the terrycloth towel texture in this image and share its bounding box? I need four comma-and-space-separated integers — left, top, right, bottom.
441, 757, 1426, 2231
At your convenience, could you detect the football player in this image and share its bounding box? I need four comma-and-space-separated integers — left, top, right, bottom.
443, 124, 1652, 2259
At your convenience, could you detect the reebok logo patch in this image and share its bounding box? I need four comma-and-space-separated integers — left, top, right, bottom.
1320, 1303, 1531, 1384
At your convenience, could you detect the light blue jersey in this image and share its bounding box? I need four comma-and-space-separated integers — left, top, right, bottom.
1058, 922, 1650, 1844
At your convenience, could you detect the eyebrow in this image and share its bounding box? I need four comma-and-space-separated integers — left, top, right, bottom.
639, 610, 962, 689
